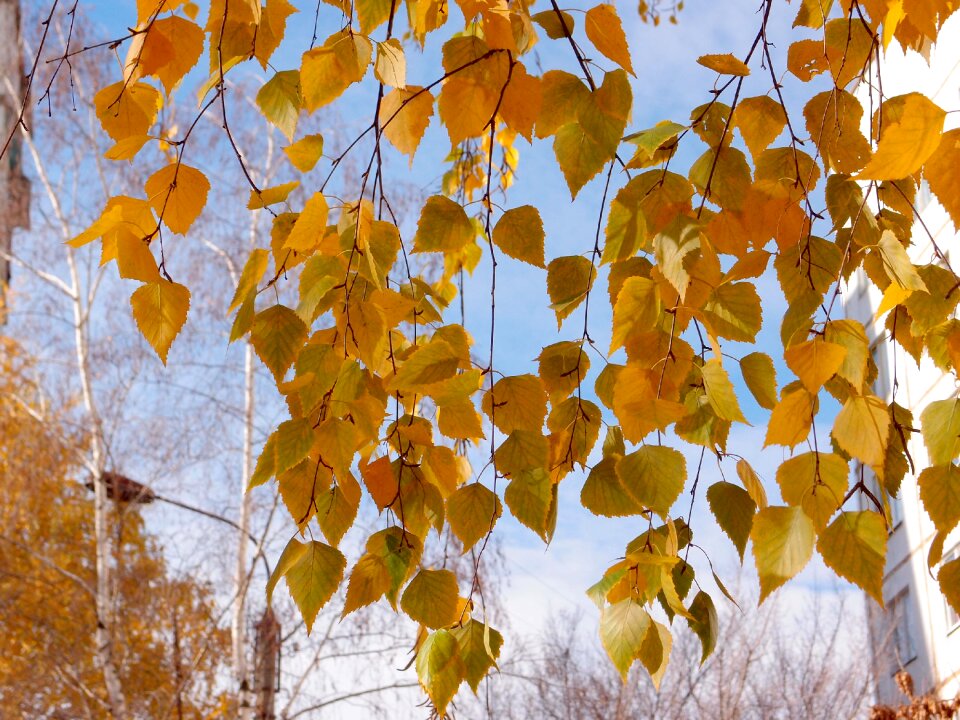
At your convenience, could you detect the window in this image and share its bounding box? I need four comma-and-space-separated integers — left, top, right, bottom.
888, 589, 917, 671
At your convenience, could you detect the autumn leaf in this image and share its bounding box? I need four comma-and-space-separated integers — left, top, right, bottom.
130, 279, 190, 363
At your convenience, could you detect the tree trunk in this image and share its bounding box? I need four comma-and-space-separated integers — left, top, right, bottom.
234, 342, 256, 719
0, 0, 31, 323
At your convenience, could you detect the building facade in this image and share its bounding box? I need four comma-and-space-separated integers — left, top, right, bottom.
844, 13, 960, 704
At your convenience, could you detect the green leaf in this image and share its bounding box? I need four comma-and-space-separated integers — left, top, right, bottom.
451, 620, 503, 693
493, 205, 545, 267
706, 481, 756, 561
130, 280, 191, 364
416, 630, 465, 716
922, 398, 960, 465
918, 464, 960, 535
447, 483, 502, 552
401, 568, 460, 629
284, 540, 347, 633
251, 305, 308, 383
600, 599, 651, 680
686, 591, 718, 664
413, 195, 474, 254
751, 506, 815, 602
817, 511, 886, 605
616, 445, 686, 516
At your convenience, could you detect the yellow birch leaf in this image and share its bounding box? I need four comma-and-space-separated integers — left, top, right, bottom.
504, 468, 555, 540
925, 128, 960, 230
823, 320, 869, 389
833, 394, 891, 467
285, 540, 347, 633
413, 196, 474, 253
401, 569, 460, 628
547, 255, 594, 328
492, 205, 545, 267
858, 93, 946, 180
876, 229, 927, 291
918, 464, 960, 535
537, 341, 588, 399
447, 483, 502, 552
356, 0, 393, 33
751, 506, 815, 601
301, 31, 372, 112
104, 134, 151, 161
380, 86, 434, 157
610, 277, 659, 353
818, 511, 886, 605
284, 192, 330, 251
482, 374, 547, 434
144, 163, 209, 235
776, 451, 848, 530
734, 95, 786, 160
584, 4, 634, 75
229, 248, 270, 313
255, 0, 298, 68
793, 0, 834, 27
600, 599, 651, 680
247, 181, 300, 210
416, 630, 465, 716
500, 63, 542, 142
451, 620, 503, 693
616, 445, 685, 516
266, 534, 308, 604
130, 279, 190, 364
707, 481, 756, 561
876, 282, 913, 318
532, 9, 574, 39
921, 398, 960, 465
638, 619, 672, 688
697, 53, 750, 76
94, 81, 163, 141
739, 352, 777, 410
283, 134, 324, 172
342, 554, 391, 616
256, 70, 301, 141
115, 234, 160, 283
701, 358, 747, 423
374, 38, 406, 88
581, 457, 643, 517
126, 16, 204, 94
764, 388, 813, 448
784, 338, 848, 394
703, 282, 762, 342
390, 339, 461, 390
251, 305, 308, 382
736, 458, 768, 508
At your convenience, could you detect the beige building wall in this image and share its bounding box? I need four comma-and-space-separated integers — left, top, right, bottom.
844, 13, 960, 703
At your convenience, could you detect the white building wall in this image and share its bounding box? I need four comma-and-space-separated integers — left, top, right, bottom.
844, 13, 960, 704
